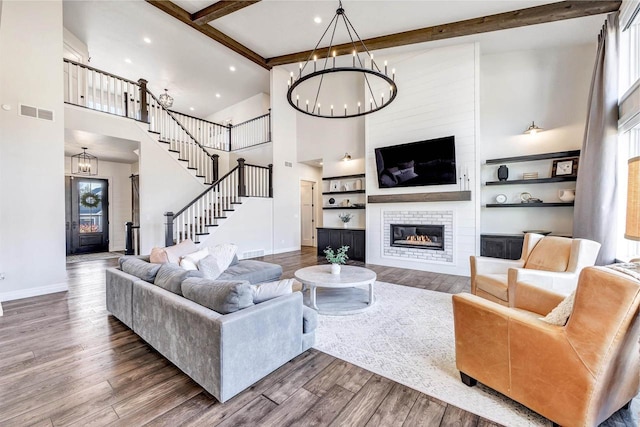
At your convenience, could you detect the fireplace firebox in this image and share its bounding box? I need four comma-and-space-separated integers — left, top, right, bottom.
390, 224, 445, 251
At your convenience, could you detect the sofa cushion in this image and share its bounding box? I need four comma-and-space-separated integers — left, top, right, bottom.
154, 263, 203, 296
475, 274, 508, 302
150, 247, 169, 264
524, 236, 572, 272
197, 244, 238, 280
121, 258, 161, 283
302, 306, 318, 333
164, 239, 198, 264
252, 279, 294, 303
540, 290, 576, 326
118, 255, 150, 269
218, 260, 283, 284
181, 277, 254, 314
180, 248, 210, 271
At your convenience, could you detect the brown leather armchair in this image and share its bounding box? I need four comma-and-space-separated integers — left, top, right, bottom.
470, 233, 601, 306
453, 267, 640, 426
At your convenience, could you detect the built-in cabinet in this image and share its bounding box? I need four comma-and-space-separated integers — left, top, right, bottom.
317, 227, 366, 261
322, 173, 366, 229
480, 234, 525, 260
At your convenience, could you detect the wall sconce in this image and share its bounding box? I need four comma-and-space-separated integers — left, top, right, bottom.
625, 156, 640, 241
524, 121, 543, 135
342, 153, 352, 162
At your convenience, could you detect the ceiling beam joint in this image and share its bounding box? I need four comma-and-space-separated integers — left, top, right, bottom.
191, 1, 261, 25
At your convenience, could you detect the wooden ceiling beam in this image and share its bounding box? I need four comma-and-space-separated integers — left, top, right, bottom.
266, 0, 621, 67
191, 1, 261, 25
146, 0, 270, 70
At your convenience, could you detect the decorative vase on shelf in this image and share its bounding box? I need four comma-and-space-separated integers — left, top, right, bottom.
497, 165, 509, 181
331, 263, 341, 275
343, 222, 348, 228
355, 179, 363, 190
558, 189, 576, 202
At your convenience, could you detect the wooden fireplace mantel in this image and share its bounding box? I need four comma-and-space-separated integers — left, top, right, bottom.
367, 191, 471, 204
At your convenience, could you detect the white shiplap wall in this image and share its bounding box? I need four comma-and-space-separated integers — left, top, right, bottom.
365, 43, 479, 276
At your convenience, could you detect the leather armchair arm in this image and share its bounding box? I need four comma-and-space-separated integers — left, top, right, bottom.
471, 256, 524, 275
508, 268, 578, 296
508, 279, 566, 314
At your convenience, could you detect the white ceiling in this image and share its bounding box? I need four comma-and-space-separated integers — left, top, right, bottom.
65, 129, 140, 164
63, 0, 606, 121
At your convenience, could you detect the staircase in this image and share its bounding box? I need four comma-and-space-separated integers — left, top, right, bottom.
165, 159, 272, 245
63, 59, 274, 250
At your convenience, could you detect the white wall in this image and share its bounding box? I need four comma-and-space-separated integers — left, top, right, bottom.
64, 157, 132, 251
63, 27, 89, 63
201, 198, 274, 258
271, 68, 302, 253
0, 1, 67, 301
480, 44, 595, 235
207, 93, 270, 125
65, 105, 206, 253
366, 43, 480, 276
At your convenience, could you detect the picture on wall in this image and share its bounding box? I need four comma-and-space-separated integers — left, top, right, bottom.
329, 180, 341, 192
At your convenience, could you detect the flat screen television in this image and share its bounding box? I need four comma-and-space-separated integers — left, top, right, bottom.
375, 136, 456, 188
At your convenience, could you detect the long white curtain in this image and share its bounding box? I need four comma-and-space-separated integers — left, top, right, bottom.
573, 12, 620, 265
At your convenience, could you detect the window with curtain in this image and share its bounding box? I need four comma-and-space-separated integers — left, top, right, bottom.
617, 0, 640, 259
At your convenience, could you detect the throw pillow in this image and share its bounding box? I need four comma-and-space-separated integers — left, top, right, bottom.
164, 239, 198, 264
252, 278, 295, 303
198, 244, 238, 280
540, 291, 576, 326
121, 258, 162, 283
154, 263, 203, 296
181, 277, 254, 314
150, 247, 169, 264
180, 248, 210, 271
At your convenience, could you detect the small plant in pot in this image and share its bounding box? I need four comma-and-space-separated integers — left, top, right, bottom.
338, 213, 353, 228
324, 245, 349, 275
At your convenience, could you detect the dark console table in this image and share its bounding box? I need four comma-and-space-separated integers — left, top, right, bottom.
317, 227, 366, 262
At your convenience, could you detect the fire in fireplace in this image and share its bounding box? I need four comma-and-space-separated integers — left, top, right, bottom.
390, 224, 445, 251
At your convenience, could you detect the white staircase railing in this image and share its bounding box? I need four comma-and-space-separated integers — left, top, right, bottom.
165, 159, 273, 245
230, 113, 271, 151
170, 110, 230, 151
146, 91, 219, 184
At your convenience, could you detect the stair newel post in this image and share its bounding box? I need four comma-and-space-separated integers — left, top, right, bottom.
164, 212, 174, 246
125, 222, 134, 255
268, 163, 273, 198
212, 154, 219, 183
138, 78, 149, 123
237, 158, 246, 198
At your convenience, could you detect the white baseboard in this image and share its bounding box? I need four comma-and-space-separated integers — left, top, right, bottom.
0, 282, 69, 303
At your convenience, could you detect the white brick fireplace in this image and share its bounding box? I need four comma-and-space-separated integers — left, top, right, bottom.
383, 211, 454, 263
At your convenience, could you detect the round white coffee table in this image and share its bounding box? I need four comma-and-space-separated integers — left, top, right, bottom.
294, 265, 377, 315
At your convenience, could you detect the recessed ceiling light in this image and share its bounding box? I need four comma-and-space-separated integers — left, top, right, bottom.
124, 58, 132, 64
314, 16, 322, 24
189, 107, 195, 111
143, 37, 151, 44
215, 93, 221, 98
229, 66, 236, 72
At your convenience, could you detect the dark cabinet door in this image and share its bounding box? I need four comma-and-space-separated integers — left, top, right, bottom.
317, 229, 330, 256
329, 230, 343, 251
351, 230, 365, 261
316, 228, 366, 261
480, 235, 523, 260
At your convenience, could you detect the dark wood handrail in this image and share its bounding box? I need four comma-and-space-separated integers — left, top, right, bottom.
168, 109, 229, 129
232, 112, 270, 128
174, 166, 239, 218
146, 90, 221, 158
63, 58, 141, 86
244, 163, 270, 170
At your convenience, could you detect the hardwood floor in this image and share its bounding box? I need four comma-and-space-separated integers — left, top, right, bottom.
0, 248, 633, 426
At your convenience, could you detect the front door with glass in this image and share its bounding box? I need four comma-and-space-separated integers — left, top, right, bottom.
66, 177, 109, 254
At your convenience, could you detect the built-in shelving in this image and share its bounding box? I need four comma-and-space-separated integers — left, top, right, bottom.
322, 173, 365, 181
485, 150, 581, 165
486, 202, 575, 208
322, 190, 366, 195
485, 176, 577, 186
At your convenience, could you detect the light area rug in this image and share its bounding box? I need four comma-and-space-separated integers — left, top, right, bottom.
66, 252, 122, 264
313, 281, 550, 426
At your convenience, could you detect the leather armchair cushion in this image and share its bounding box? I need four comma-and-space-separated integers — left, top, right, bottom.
475, 274, 508, 301
524, 236, 572, 272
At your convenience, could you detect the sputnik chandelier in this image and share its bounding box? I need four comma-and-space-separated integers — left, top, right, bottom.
286, 1, 398, 119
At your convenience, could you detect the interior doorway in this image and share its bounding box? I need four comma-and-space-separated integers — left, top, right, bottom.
300, 180, 315, 247
65, 176, 109, 255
